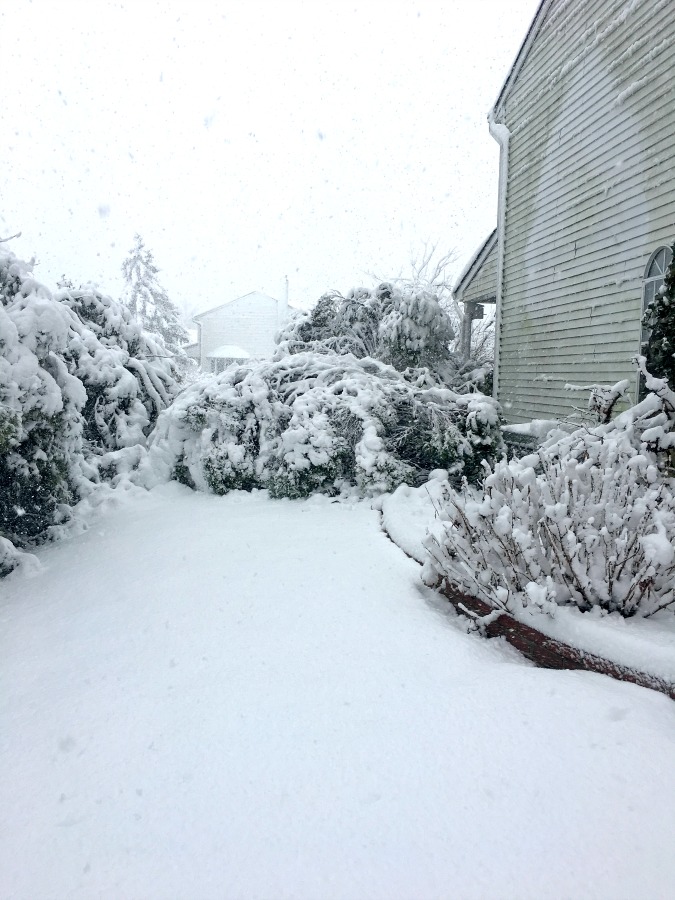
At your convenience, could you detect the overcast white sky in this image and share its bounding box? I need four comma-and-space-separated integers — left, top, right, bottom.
2, 0, 540, 315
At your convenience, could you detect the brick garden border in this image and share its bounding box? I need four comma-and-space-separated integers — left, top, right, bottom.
380, 515, 675, 701
438, 580, 675, 701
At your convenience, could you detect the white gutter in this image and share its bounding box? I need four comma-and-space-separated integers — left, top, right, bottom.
487, 114, 511, 404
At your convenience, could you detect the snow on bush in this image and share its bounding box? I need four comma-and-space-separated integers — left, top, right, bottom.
276, 282, 461, 386
140, 351, 503, 499
57, 285, 179, 449
423, 364, 675, 619
0, 244, 181, 569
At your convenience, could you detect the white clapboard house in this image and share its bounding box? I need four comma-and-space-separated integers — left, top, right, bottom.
457, 0, 674, 424
192, 291, 288, 374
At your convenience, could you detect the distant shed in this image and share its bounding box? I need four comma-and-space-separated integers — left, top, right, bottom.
193, 291, 288, 373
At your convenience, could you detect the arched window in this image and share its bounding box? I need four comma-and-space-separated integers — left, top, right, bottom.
638, 245, 673, 399
641, 245, 673, 350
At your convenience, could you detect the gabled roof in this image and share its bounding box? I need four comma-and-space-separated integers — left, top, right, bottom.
452, 229, 498, 301
193, 291, 279, 322
207, 344, 250, 359
490, 0, 551, 120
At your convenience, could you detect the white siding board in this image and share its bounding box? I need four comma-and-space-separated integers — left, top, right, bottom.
508, 32, 671, 149
509, 91, 675, 194
493, 0, 675, 422
460, 240, 499, 304
502, 221, 674, 283
504, 0, 667, 127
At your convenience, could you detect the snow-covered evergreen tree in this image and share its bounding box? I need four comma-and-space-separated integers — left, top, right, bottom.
276, 282, 459, 385
371, 241, 495, 375
0, 243, 182, 574
121, 234, 189, 360
644, 242, 675, 387
143, 351, 503, 500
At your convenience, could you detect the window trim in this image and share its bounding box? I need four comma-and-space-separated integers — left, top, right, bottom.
638, 244, 673, 398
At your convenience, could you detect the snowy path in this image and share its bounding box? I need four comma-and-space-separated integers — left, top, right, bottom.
2, 484, 675, 900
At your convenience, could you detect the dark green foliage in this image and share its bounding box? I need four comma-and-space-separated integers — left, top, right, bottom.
0, 414, 74, 545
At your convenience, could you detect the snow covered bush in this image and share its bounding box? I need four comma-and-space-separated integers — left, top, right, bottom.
423, 364, 675, 619
0, 244, 181, 569
57, 285, 179, 449
142, 351, 503, 499
276, 282, 460, 386
371, 241, 496, 373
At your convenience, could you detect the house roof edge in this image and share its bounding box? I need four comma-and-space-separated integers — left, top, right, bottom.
489, 0, 554, 121
452, 229, 498, 301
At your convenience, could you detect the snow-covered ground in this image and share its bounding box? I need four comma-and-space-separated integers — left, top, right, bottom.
2, 484, 675, 900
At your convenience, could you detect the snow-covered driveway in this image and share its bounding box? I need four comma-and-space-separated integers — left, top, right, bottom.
2, 484, 675, 900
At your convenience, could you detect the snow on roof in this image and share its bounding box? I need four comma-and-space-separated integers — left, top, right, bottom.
193, 291, 279, 321
207, 344, 251, 359
452, 229, 498, 301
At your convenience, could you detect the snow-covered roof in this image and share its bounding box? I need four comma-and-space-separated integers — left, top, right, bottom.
193, 291, 279, 322
207, 344, 251, 359
452, 229, 498, 301
489, 0, 553, 118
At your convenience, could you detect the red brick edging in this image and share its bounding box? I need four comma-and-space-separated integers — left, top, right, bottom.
439, 580, 675, 701
378, 514, 675, 700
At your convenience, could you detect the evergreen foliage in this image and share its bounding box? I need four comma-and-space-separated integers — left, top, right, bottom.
276, 282, 461, 386
145, 351, 503, 500
644, 242, 675, 387
0, 244, 182, 573
121, 234, 189, 361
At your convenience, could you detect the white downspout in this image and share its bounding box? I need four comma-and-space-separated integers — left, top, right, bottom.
488, 113, 510, 404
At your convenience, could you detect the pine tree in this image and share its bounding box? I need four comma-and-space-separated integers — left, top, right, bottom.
121, 234, 189, 358
644, 242, 675, 386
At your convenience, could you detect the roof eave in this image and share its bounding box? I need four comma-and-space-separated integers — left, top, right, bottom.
452, 229, 498, 300
193, 291, 278, 321
489, 0, 554, 121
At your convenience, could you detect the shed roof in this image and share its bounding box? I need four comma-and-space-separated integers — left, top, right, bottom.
207, 344, 251, 360
193, 291, 279, 322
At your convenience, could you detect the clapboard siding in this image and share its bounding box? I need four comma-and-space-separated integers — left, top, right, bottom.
461, 239, 498, 303
492, 0, 675, 423
505, 0, 671, 127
